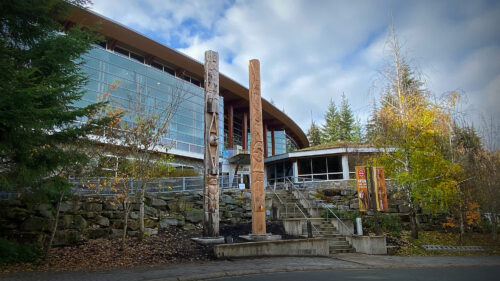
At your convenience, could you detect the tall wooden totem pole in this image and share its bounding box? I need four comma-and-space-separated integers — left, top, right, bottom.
249, 59, 266, 235
203, 50, 220, 237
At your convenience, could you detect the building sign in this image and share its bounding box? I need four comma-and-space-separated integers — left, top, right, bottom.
374, 167, 388, 211
355, 166, 369, 212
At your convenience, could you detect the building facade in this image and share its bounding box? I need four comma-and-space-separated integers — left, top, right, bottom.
68, 8, 309, 184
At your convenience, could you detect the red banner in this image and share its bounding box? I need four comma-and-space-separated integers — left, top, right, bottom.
355, 166, 369, 212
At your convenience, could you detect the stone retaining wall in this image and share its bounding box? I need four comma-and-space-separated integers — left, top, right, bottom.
0, 189, 256, 247
298, 180, 408, 213
298, 180, 445, 230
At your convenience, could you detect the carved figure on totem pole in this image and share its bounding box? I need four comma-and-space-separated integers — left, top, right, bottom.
203, 50, 220, 237
249, 59, 266, 235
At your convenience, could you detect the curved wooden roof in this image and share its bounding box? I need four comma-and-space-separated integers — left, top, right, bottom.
69, 8, 309, 148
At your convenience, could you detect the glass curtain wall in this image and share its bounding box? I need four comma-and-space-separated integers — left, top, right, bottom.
266, 161, 293, 186
78, 46, 223, 155
297, 156, 343, 181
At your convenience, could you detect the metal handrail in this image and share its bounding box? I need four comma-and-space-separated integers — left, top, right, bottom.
271, 188, 288, 218
285, 177, 313, 210
271, 188, 322, 237
321, 203, 355, 236
285, 176, 356, 236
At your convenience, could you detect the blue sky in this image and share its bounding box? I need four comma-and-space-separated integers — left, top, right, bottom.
91, 0, 500, 148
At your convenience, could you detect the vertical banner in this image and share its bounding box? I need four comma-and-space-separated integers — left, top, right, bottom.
355, 166, 369, 212
373, 167, 388, 211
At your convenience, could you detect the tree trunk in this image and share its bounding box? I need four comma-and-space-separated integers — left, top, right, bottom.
139, 188, 145, 239
373, 211, 381, 235
459, 210, 465, 241
121, 199, 130, 251
409, 209, 419, 239
45, 192, 64, 260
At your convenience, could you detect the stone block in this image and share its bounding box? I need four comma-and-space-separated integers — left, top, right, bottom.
182, 223, 196, 230
87, 228, 109, 239
84, 202, 102, 212
53, 230, 85, 246
160, 218, 178, 228
159, 196, 175, 201
6, 207, 31, 220
349, 202, 359, 209
178, 200, 194, 211
127, 220, 139, 231
341, 189, 356, 196
167, 201, 179, 212
21, 216, 51, 232
221, 195, 236, 205
150, 198, 167, 208
95, 215, 110, 227
104, 201, 122, 211
338, 205, 349, 211
127, 231, 138, 237
145, 205, 159, 217
144, 228, 158, 236
34, 204, 54, 219
185, 209, 203, 223
111, 228, 124, 238
129, 211, 139, 219
145, 218, 157, 228
84, 212, 97, 219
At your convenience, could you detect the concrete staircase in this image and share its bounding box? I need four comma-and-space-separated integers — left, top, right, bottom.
271, 189, 355, 254
272, 190, 309, 219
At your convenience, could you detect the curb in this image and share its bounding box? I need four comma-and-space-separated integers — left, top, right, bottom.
150, 264, 360, 281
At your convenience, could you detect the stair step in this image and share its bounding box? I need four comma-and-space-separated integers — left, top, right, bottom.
328, 241, 350, 246
331, 248, 356, 254
329, 246, 353, 251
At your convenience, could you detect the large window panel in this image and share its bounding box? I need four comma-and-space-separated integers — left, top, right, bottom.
312, 157, 327, 180
298, 158, 312, 175
327, 156, 342, 180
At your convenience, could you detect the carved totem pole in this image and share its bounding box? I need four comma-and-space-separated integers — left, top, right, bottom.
203, 51, 220, 237
249, 59, 266, 235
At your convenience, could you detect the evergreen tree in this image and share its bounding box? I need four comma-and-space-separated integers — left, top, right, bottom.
321, 99, 341, 143
0, 0, 111, 191
339, 93, 355, 141
365, 101, 381, 143
351, 119, 364, 142
307, 121, 322, 146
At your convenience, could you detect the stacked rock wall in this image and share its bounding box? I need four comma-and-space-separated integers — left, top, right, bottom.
0, 189, 255, 247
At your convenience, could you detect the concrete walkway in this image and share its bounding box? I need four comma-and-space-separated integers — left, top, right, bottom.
3, 255, 500, 281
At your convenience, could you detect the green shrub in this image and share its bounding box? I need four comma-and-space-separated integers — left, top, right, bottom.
363, 214, 402, 237
380, 214, 403, 237
0, 237, 42, 264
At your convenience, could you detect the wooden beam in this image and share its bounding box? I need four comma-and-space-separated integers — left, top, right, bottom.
176, 68, 185, 79
242, 111, 248, 150
228, 104, 234, 149
106, 38, 117, 51
145, 54, 154, 65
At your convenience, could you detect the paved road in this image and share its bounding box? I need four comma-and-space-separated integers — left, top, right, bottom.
210, 267, 500, 281
2, 254, 500, 281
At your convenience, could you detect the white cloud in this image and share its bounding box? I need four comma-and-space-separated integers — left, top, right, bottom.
90, 0, 500, 145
